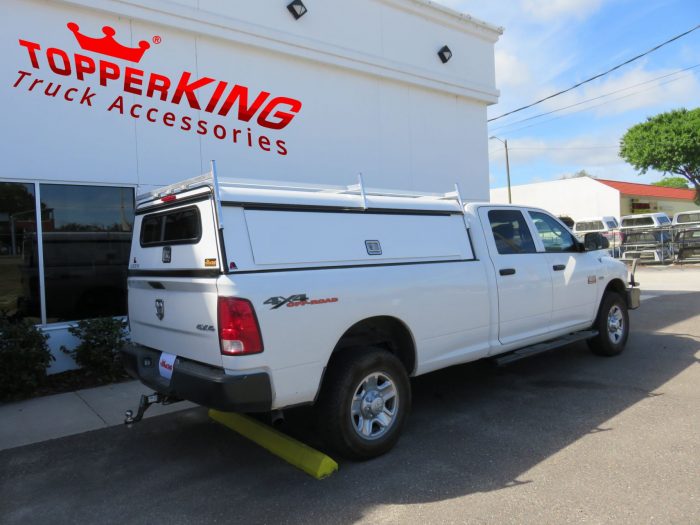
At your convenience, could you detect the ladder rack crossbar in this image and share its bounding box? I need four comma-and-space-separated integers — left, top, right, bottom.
136, 166, 466, 211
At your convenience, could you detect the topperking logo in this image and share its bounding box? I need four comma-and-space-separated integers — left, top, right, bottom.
12, 22, 303, 156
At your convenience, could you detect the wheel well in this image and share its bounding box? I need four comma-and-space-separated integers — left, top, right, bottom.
332, 316, 416, 375
605, 278, 626, 297
594, 278, 627, 323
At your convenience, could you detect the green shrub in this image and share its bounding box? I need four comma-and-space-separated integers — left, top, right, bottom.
63, 318, 128, 381
0, 313, 53, 401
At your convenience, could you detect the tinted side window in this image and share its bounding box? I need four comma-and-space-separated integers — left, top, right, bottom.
488, 210, 537, 255
530, 211, 577, 252
140, 206, 201, 247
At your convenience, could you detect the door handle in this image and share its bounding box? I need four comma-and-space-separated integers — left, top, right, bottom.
499, 268, 516, 276
553, 264, 566, 271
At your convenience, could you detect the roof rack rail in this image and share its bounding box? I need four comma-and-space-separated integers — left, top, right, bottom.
136, 171, 214, 203
137, 162, 466, 213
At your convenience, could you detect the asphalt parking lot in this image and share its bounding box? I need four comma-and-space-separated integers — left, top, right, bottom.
1, 267, 699, 524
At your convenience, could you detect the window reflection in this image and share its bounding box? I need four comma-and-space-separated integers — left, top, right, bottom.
0, 182, 41, 322
40, 185, 134, 322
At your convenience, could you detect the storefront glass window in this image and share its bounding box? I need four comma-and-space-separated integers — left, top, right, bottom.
0, 182, 41, 322
39, 184, 134, 322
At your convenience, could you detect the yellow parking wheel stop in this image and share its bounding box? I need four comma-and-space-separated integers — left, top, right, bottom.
209, 409, 339, 479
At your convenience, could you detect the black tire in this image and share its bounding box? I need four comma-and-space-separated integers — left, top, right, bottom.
317, 347, 411, 460
587, 292, 629, 356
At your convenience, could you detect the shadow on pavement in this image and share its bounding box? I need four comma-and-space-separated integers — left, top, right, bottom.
1, 292, 698, 524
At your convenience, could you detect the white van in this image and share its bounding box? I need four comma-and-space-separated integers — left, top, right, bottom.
620, 213, 671, 229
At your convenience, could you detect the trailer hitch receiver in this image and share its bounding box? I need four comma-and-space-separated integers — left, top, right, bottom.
124, 392, 181, 424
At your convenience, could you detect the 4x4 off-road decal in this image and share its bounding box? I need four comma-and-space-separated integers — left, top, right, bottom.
264, 294, 338, 310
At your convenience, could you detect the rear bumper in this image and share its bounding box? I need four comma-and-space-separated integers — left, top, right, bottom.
121, 343, 272, 412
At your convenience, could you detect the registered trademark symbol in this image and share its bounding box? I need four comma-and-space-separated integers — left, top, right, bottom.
152, 35, 162, 44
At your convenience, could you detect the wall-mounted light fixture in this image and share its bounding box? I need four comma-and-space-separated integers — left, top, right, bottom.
287, 0, 308, 20
438, 45, 452, 64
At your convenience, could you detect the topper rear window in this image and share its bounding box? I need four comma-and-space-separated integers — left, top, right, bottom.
677, 213, 700, 224
140, 206, 202, 247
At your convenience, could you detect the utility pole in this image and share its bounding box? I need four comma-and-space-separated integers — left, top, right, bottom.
489, 136, 512, 204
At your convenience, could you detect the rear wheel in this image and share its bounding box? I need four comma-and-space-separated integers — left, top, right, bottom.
587, 292, 629, 356
317, 347, 410, 460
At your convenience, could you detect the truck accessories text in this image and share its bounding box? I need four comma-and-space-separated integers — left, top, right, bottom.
13, 23, 302, 156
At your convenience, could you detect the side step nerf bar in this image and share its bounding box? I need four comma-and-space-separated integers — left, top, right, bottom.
494, 330, 598, 366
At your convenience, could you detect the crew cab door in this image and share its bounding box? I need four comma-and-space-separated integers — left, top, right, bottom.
479, 208, 553, 346
527, 210, 600, 329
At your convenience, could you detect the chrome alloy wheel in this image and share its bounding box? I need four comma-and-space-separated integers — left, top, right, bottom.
607, 305, 625, 344
350, 372, 399, 440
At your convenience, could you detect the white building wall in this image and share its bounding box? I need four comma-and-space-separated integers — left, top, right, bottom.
490, 178, 622, 221
1, 0, 501, 199
0, 0, 501, 373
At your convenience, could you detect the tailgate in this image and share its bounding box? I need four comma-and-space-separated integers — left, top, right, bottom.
128, 191, 224, 367
128, 277, 221, 366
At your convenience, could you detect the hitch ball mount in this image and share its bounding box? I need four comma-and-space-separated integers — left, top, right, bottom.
124, 392, 181, 425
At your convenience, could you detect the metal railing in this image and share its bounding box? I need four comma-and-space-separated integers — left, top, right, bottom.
578, 225, 700, 264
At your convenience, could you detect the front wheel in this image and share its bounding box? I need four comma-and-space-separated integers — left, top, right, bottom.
317, 347, 411, 460
587, 292, 629, 356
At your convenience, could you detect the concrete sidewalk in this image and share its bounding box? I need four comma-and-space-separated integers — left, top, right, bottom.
0, 380, 194, 451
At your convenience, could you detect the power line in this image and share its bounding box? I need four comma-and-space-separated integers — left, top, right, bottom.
488, 23, 700, 123
510, 146, 619, 150
489, 64, 700, 133
491, 72, 694, 136
488, 145, 617, 156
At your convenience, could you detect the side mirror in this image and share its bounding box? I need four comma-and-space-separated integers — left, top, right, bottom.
584, 232, 610, 251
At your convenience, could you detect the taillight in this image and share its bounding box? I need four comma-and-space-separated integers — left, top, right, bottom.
161, 194, 177, 203
217, 297, 263, 355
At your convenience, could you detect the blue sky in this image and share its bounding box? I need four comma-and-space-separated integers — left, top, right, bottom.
438, 0, 700, 189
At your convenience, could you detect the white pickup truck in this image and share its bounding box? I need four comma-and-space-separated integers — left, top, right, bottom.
122, 166, 640, 459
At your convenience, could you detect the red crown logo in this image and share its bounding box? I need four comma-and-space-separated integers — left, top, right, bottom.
67, 22, 150, 63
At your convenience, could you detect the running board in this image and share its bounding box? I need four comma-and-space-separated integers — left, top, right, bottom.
494, 330, 598, 366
